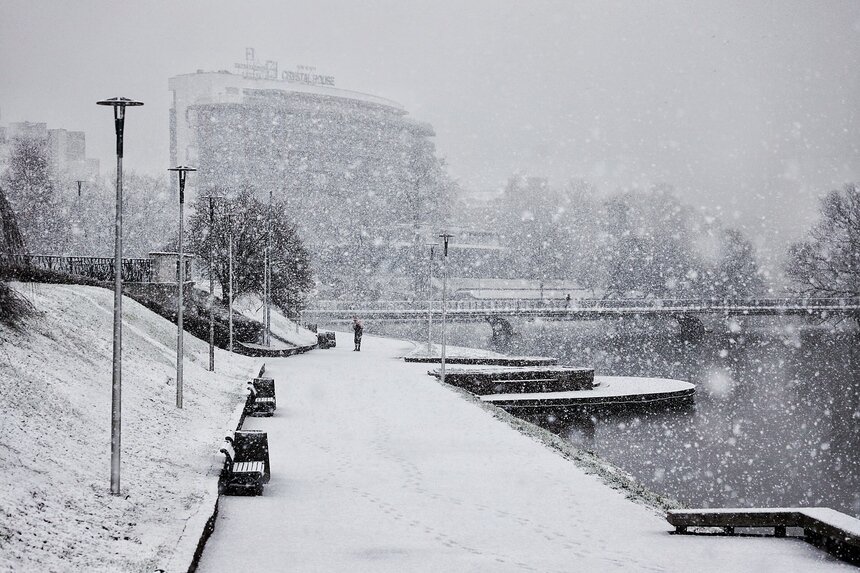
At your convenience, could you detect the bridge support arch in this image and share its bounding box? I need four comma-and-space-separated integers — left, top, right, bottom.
676, 314, 705, 342
486, 316, 516, 350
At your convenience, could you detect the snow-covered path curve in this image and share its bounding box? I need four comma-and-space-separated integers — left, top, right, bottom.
197, 335, 852, 572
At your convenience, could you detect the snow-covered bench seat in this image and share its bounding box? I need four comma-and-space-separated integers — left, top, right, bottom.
219, 441, 266, 496
667, 507, 860, 564
246, 377, 276, 417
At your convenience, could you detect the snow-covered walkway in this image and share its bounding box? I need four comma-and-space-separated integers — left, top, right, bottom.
197, 335, 853, 572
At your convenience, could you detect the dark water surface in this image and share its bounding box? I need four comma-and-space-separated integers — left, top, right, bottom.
374, 317, 860, 518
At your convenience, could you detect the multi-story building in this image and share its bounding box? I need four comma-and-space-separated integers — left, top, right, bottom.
0, 119, 99, 182
169, 53, 452, 296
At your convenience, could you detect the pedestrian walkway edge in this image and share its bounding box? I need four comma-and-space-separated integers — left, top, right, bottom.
161, 361, 265, 573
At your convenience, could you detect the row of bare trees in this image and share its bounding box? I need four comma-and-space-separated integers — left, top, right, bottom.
786, 183, 860, 300
457, 177, 765, 299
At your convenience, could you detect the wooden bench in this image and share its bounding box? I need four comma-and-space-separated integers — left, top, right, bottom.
667, 508, 860, 564
244, 377, 276, 417
317, 331, 336, 349
219, 440, 266, 496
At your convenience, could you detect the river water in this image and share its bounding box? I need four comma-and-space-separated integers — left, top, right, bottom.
375, 316, 860, 518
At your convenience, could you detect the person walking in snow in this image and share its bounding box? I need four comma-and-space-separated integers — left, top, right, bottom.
352, 316, 363, 351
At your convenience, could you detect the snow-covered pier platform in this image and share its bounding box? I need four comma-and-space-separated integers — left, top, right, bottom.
404, 355, 558, 366
482, 375, 696, 411
428, 364, 595, 393
196, 335, 852, 572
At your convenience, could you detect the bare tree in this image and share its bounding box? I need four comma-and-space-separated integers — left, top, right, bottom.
1, 135, 66, 254
0, 185, 27, 260
712, 228, 764, 298
188, 187, 313, 316
787, 183, 860, 298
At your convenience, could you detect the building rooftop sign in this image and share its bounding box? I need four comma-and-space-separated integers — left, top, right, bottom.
234, 48, 335, 87
234, 48, 279, 80
283, 64, 335, 87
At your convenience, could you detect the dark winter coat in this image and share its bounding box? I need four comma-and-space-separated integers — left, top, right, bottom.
353, 322, 363, 342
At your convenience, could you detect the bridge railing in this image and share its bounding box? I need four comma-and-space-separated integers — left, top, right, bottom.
305, 296, 860, 314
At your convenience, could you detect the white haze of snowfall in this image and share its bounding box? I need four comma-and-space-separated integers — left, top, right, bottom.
3, 1, 860, 264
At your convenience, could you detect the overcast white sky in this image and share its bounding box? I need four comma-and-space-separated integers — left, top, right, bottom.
2, 0, 860, 247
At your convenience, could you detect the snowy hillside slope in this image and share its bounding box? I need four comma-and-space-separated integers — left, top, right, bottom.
0, 283, 259, 572
232, 294, 317, 347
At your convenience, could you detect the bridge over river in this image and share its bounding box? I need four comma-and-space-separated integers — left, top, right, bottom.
303, 297, 860, 340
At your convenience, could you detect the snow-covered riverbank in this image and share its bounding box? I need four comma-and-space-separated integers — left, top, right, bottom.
0, 284, 259, 572
1, 286, 854, 572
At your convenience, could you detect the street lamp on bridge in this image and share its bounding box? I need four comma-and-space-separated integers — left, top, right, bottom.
427, 242, 439, 353
96, 96, 143, 496
438, 232, 453, 386
168, 165, 196, 408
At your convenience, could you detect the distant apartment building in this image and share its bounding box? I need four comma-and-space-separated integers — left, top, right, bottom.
169, 58, 446, 238
0, 116, 100, 182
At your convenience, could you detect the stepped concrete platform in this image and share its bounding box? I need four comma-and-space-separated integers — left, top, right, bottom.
481, 375, 696, 411
428, 365, 595, 394
195, 337, 852, 573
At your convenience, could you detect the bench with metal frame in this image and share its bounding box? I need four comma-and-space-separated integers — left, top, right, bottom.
244, 377, 276, 417
219, 430, 271, 496
219, 443, 265, 496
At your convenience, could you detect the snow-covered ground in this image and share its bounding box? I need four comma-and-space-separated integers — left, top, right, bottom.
481, 375, 695, 403
197, 335, 854, 572
0, 283, 259, 572
233, 293, 317, 347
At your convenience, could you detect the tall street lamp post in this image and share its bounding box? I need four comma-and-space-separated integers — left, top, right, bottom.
224, 196, 234, 353
70, 180, 86, 247
96, 96, 143, 496
201, 194, 236, 353
264, 187, 273, 346
168, 165, 196, 408
228, 218, 234, 353
200, 194, 234, 365
427, 243, 438, 353
206, 195, 215, 371
438, 233, 453, 386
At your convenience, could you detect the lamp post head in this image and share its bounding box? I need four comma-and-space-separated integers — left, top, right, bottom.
97, 97, 144, 119
168, 165, 197, 174
97, 97, 143, 157
438, 233, 453, 257
168, 166, 197, 203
